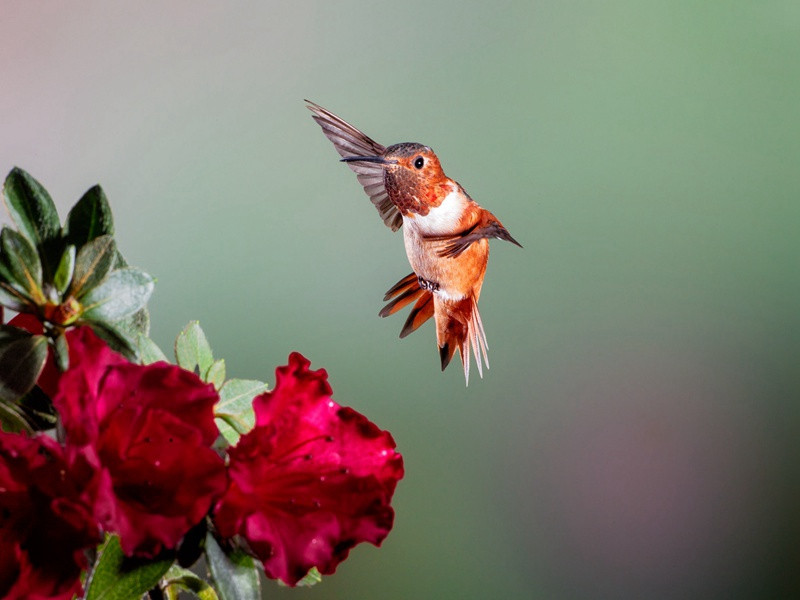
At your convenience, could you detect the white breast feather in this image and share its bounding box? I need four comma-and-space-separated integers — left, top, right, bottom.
403, 189, 464, 235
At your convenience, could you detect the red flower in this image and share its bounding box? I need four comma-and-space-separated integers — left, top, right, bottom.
53, 327, 227, 557
213, 352, 404, 586
0, 431, 102, 600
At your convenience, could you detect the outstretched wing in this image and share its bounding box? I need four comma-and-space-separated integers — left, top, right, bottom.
306, 100, 402, 231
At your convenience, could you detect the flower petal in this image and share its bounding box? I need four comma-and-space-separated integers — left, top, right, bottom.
0, 431, 102, 600
53, 327, 227, 557
214, 352, 403, 586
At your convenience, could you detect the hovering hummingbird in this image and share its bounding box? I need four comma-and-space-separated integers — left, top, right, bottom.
306, 100, 521, 384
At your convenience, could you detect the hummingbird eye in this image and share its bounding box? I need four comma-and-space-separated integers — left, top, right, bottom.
413, 156, 425, 169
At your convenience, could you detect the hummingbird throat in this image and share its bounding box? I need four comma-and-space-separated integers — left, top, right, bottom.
384, 170, 450, 217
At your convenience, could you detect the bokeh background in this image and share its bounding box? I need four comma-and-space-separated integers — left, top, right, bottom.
2, 2, 799, 598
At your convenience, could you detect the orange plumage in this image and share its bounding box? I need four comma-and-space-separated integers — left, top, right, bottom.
307, 101, 521, 384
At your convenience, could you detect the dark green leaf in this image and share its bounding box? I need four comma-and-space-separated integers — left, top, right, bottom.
207, 359, 226, 390
0, 227, 43, 299
69, 234, 117, 298
88, 322, 140, 362
2, 167, 61, 250
0, 324, 35, 344
64, 184, 114, 247
205, 533, 261, 600
175, 321, 214, 377
85, 535, 174, 600
163, 566, 219, 600
137, 334, 168, 365
0, 283, 29, 311
111, 248, 128, 270
0, 246, 19, 289
177, 519, 207, 569
15, 385, 57, 430
81, 267, 154, 323
0, 331, 47, 403
0, 399, 35, 433
215, 379, 267, 444
52, 332, 69, 371
53, 244, 76, 295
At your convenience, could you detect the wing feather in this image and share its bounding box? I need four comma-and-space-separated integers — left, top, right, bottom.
307, 100, 402, 231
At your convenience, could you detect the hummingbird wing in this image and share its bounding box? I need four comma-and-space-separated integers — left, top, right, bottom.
432, 220, 523, 258
306, 100, 403, 231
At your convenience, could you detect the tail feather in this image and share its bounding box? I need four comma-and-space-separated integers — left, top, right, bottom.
381, 273, 488, 384
400, 292, 434, 338
435, 294, 488, 385
383, 273, 418, 301
379, 286, 424, 318
381, 273, 434, 335
440, 342, 457, 371
472, 303, 489, 370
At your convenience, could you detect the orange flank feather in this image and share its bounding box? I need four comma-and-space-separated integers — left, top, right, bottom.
400, 292, 434, 339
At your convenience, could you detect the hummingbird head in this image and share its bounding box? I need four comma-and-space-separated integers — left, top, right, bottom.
341, 142, 448, 215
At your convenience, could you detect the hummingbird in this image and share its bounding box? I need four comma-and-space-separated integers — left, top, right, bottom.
306, 100, 521, 384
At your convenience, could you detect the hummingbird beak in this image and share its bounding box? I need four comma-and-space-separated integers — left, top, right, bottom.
340, 156, 398, 166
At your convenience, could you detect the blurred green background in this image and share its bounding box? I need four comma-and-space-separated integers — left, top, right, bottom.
2, 2, 799, 598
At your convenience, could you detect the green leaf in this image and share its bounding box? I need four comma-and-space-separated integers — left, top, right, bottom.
215, 379, 267, 444
0, 330, 47, 403
69, 235, 117, 298
0, 227, 43, 299
290, 567, 322, 588
205, 533, 261, 600
53, 244, 76, 295
0, 324, 34, 344
88, 322, 140, 362
0, 324, 36, 344
111, 248, 128, 270
15, 385, 57, 430
0, 282, 30, 311
175, 321, 214, 377
116, 307, 150, 338
136, 334, 168, 365
162, 566, 219, 600
2, 168, 63, 279
64, 184, 114, 247
2, 167, 61, 250
85, 535, 174, 600
81, 267, 155, 323
207, 359, 226, 390
0, 243, 21, 291
0, 399, 35, 433
52, 332, 69, 372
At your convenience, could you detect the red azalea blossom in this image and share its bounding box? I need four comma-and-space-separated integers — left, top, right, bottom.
213, 352, 404, 586
0, 431, 102, 600
53, 327, 227, 557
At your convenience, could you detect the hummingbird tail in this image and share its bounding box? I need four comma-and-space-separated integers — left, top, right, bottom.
400, 292, 434, 338
435, 295, 489, 386
380, 273, 435, 337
